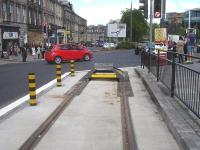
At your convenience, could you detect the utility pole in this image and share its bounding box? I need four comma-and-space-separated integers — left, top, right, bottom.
188, 10, 191, 29
130, 1, 133, 42
149, 0, 153, 73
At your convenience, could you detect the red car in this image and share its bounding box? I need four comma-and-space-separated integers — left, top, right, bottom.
44, 44, 93, 64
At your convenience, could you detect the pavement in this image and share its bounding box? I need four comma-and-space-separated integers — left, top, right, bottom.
0, 54, 200, 149
0, 54, 43, 65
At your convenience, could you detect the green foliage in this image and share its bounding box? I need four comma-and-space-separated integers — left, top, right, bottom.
196, 29, 200, 40
174, 25, 185, 36
121, 9, 148, 42
116, 41, 135, 49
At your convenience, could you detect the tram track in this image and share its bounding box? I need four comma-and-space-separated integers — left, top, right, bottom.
19, 69, 136, 150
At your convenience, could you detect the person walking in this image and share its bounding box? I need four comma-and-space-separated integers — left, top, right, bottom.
187, 29, 196, 63
32, 45, 36, 57
21, 46, 27, 62
183, 39, 188, 62
37, 45, 41, 59
176, 36, 185, 63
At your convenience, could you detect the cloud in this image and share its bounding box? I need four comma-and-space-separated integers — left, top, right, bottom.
166, 0, 200, 12
77, 2, 139, 25
82, 0, 93, 3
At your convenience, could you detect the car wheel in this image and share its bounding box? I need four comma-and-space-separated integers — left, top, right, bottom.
83, 54, 90, 61
55, 56, 62, 64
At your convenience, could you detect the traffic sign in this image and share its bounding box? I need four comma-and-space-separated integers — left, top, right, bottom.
154, 11, 161, 18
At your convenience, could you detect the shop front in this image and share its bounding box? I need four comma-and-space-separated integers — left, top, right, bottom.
0, 25, 19, 58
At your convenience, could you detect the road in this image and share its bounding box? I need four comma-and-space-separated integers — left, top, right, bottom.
0, 49, 141, 108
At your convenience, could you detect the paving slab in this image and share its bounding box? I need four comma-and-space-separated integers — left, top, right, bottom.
35, 80, 122, 150
125, 67, 180, 150
0, 71, 87, 150
135, 67, 200, 150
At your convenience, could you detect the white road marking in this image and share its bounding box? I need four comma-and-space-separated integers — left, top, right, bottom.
0, 72, 70, 117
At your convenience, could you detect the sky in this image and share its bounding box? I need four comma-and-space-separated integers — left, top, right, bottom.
68, 0, 200, 25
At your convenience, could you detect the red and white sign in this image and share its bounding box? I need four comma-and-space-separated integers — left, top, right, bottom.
154, 11, 161, 18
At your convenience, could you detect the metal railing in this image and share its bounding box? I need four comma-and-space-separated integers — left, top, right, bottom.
141, 49, 200, 118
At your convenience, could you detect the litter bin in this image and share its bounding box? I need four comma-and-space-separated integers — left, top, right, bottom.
197, 45, 200, 53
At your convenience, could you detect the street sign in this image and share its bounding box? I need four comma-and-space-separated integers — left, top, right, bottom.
154, 28, 167, 43
154, 11, 161, 18
107, 24, 126, 38
64, 31, 70, 35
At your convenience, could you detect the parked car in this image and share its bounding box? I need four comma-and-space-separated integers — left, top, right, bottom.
103, 42, 116, 49
44, 44, 93, 64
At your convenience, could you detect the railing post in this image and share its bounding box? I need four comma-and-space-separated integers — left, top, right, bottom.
148, 51, 151, 73
171, 51, 176, 97
157, 50, 160, 81
141, 50, 144, 69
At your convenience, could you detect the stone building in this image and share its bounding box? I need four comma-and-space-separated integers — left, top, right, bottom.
0, 0, 87, 57
0, 0, 28, 55
87, 25, 106, 42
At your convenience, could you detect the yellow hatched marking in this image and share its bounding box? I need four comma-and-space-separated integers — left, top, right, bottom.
29, 99, 37, 105
29, 75, 35, 80
29, 91, 36, 96
91, 73, 117, 78
29, 83, 36, 88
56, 71, 61, 74
57, 76, 61, 79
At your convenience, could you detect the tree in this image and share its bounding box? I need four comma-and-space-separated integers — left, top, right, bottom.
174, 25, 185, 36
196, 28, 200, 41
121, 9, 148, 42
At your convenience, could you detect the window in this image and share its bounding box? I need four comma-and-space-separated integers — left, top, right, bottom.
34, 12, 36, 25
22, 6, 26, 23
43, 0, 46, 7
10, 3, 14, 21
16, 4, 21, 22
29, 11, 31, 24
3, 2, 7, 21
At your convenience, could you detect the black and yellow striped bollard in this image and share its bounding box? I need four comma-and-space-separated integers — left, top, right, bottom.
70, 60, 75, 77
56, 64, 62, 86
28, 73, 37, 105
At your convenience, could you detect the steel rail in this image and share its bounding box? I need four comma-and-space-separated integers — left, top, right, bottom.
19, 74, 90, 150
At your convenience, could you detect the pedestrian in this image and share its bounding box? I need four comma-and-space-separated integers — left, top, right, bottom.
187, 29, 196, 63
183, 41, 187, 62
32, 46, 36, 56
37, 45, 41, 59
168, 37, 174, 50
176, 36, 185, 63
21, 46, 27, 62
41, 44, 45, 58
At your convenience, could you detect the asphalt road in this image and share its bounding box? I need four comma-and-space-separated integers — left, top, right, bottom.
0, 49, 141, 108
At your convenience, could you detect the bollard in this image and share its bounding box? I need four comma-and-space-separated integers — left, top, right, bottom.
70, 60, 75, 76
56, 64, 62, 86
28, 73, 37, 105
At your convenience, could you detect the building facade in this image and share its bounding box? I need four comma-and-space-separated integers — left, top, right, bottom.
183, 8, 200, 29
0, 0, 28, 55
0, 0, 87, 57
87, 25, 106, 42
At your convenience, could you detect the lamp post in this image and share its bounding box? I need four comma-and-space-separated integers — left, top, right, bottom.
149, 0, 153, 73
130, 1, 133, 42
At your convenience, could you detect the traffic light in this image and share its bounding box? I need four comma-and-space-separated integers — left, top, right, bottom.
154, 0, 161, 18
139, 0, 148, 19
